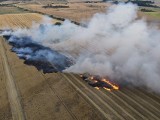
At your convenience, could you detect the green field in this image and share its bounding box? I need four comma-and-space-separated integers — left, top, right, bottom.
144, 12, 160, 19
0, 6, 30, 14
139, 6, 160, 20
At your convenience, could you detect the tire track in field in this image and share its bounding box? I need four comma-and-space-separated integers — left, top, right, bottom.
40, 73, 79, 120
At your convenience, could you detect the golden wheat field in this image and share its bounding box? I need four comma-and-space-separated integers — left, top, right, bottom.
16, 2, 160, 25
17, 3, 110, 22
0, 13, 59, 29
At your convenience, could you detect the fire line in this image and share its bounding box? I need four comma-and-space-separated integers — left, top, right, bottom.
80, 73, 119, 91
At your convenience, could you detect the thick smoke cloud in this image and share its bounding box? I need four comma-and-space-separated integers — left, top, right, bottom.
3, 3, 160, 92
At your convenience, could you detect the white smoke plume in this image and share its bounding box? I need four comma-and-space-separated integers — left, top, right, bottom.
4, 3, 160, 92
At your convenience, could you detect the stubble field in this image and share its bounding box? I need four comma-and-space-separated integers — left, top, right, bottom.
0, 2, 160, 120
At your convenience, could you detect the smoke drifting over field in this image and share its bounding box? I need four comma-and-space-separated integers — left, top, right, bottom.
4, 35, 73, 73
2, 3, 160, 92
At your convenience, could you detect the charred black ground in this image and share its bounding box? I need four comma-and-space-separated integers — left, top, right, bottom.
3, 34, 73, 73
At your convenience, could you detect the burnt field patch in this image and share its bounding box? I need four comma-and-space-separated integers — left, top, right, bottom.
3, 34, 73, 73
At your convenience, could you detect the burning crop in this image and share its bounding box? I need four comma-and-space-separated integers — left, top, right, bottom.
80, 73, 119, 91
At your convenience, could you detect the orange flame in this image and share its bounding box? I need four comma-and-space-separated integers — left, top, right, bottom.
80, 74, 119, 91
102, 79, 119, 90
103, 87, 111, 91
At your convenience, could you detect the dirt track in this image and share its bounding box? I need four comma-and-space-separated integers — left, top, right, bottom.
0, 40, 12, 120
0, 37, 25, 120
